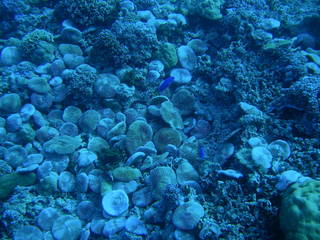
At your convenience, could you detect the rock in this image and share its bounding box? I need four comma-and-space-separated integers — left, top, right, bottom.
90, 218, 105, 235
187, 39, 208, 55
239, 102, 263, 116
88, 169, 104, 193
97, 118, 114, 138
58, 44, 83, 56
124, 108, 139, 125
150, 166, 177, 200
37, 171, 59, 194
170, 68, 192, 84
106, 121, 126, 140
35, 63, 51, 74
176, 159, 199, 184
48, 155, 70, 173
125, 216, 147, 235
172, 89, 195, 115
160, 101, 184, 129
28, 76, 51, 93
37, 207, 59, 231
251, 29, 273, 42
132, 187, 153, 207
268, 139, 291, 160
172, 201, 204, 230
126, 120, 153, 154
20, 104, 36, 122
76, 201, 95, 221
36, 126, 59, 143
76, 172, 89, 193
43, 135, 82, 155
63, 54, 84, 69
87, 136, 110, 159
37, 161, 53, 179
112, 166, 142, 182
63, 106, 82, 123
78, 110, 100, 133
6, 113, 22, 132
24, 153, 43, 167
30, 93, 53, 111
260, 18, 281, 30
59, 122, 79, 136
191, 119, 211, 139
276, 170, 302, 191
50, 59, 65, 76
61, 27, 82, 43
0, 127, 6, 143
14, 225, 43, 240
32, 110, 48, 127
58, 171, 75, 192
147, 70, 161, 82
102, 218, 126, 237
148, 105, 161, 117
94, 74, 120, 99
5, 145, 26, 168
262, 38, 292, 51
137, 10, 155, 21
0, 46, 22, 66
214, 143, 235, 164
177, 46, 197, 70
0, 93, 21, 113
251, 146, 273, 170
136, 141, 157, 155
16, 163, 39, 173
16, 123, 34, 143
126, 151, 146, 166
113, 180, 138, 194
217, 169, 243, 179
168, 13, 187, 25
153, 127, 182, 153
76, 149, 97, 167
179, 137, 198, 163
102, 190, 129, 216
47, 109, 63, 127
248, 137, 267, 148
148, 60, 164, 72
49, 76, 63, 87
52, 215, 82, 240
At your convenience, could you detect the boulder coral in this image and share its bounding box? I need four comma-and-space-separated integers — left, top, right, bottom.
126, 120, 153, 154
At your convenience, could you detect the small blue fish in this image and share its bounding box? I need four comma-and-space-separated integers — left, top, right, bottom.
158, 76, 174, 92
199, 145, 205, 159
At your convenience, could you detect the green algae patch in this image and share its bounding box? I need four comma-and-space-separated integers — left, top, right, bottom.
0, 172, 36, 199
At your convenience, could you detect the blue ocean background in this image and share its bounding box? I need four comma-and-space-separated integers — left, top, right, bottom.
0, 0, 319, 239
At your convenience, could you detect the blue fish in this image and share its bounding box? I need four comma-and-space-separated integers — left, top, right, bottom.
199, 145, 205, 159
158, 76, 174, 92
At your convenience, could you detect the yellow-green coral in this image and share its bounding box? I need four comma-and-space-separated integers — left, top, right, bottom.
280, 179, 320, 240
